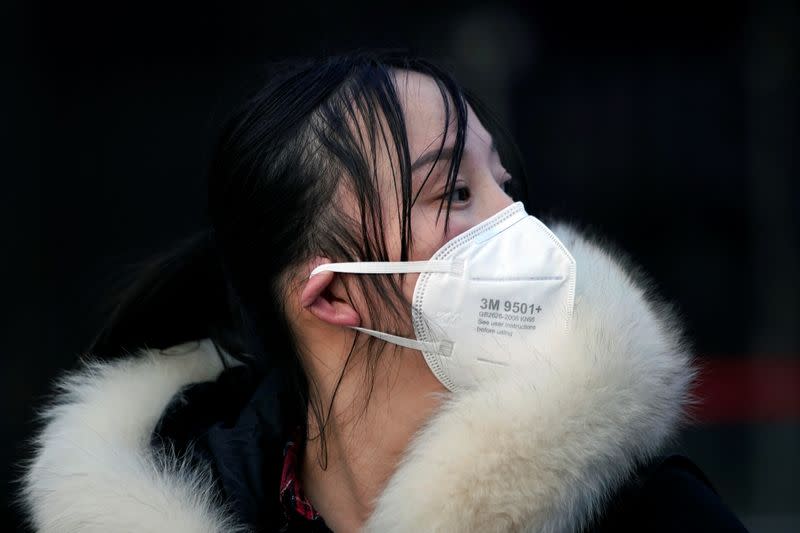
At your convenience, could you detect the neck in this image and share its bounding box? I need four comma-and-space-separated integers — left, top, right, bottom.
300, 338, 447, 532
301, 415, 384, 532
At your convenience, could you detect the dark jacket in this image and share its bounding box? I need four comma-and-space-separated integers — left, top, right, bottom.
19, 223, 747, 532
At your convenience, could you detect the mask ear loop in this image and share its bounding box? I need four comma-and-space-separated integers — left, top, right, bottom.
310, 260, 463, 277
350, 326, 453, 356
308, 260, 462, 356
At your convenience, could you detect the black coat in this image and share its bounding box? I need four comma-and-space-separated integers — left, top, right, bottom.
154, 366, 747, 532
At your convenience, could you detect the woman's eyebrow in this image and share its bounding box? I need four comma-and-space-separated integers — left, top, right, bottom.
410, 146, 455, 172
410, 139, 497, 172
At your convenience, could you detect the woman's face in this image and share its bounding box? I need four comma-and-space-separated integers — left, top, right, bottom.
378, 70, 515, 318
294, 70, 516, 403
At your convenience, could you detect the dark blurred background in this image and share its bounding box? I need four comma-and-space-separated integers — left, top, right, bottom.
2, 1, 798, 530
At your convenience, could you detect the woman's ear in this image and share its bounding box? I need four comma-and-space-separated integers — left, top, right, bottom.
300, 258, 361, 327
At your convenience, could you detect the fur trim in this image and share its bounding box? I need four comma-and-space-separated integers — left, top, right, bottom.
20, 224, 694, 532
20, 340, 247, 533
365, 224, 694, 532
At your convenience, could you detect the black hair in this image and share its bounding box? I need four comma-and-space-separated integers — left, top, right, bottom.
88, 51, 526, 467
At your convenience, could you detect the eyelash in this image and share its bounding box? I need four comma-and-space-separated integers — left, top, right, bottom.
445, 185, 471, 204
442, 174, 514, 204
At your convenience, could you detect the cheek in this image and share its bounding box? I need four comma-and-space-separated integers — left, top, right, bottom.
442, 218, 473, 243
409, 213, 473, 262
401, 216, 472, 305
401, 273, 420, 306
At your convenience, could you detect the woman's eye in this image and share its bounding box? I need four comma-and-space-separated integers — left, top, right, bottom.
446, 186, 471, 203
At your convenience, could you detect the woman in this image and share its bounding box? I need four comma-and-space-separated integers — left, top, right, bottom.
20, 52, 746, 532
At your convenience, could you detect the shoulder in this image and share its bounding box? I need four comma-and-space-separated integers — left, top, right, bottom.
18, 340, 266, 532
159, 362, 294, 531
591, 455, 749, 532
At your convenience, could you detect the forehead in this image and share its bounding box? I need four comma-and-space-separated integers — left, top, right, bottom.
391, 69, 490, 159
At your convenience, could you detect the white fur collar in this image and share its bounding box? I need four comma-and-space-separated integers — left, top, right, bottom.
20, 223, 693, 532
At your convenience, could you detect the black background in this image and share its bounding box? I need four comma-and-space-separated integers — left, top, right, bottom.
3, 1, 798, 530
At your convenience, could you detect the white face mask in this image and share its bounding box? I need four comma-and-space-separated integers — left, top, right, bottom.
310, 202, 577, 391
